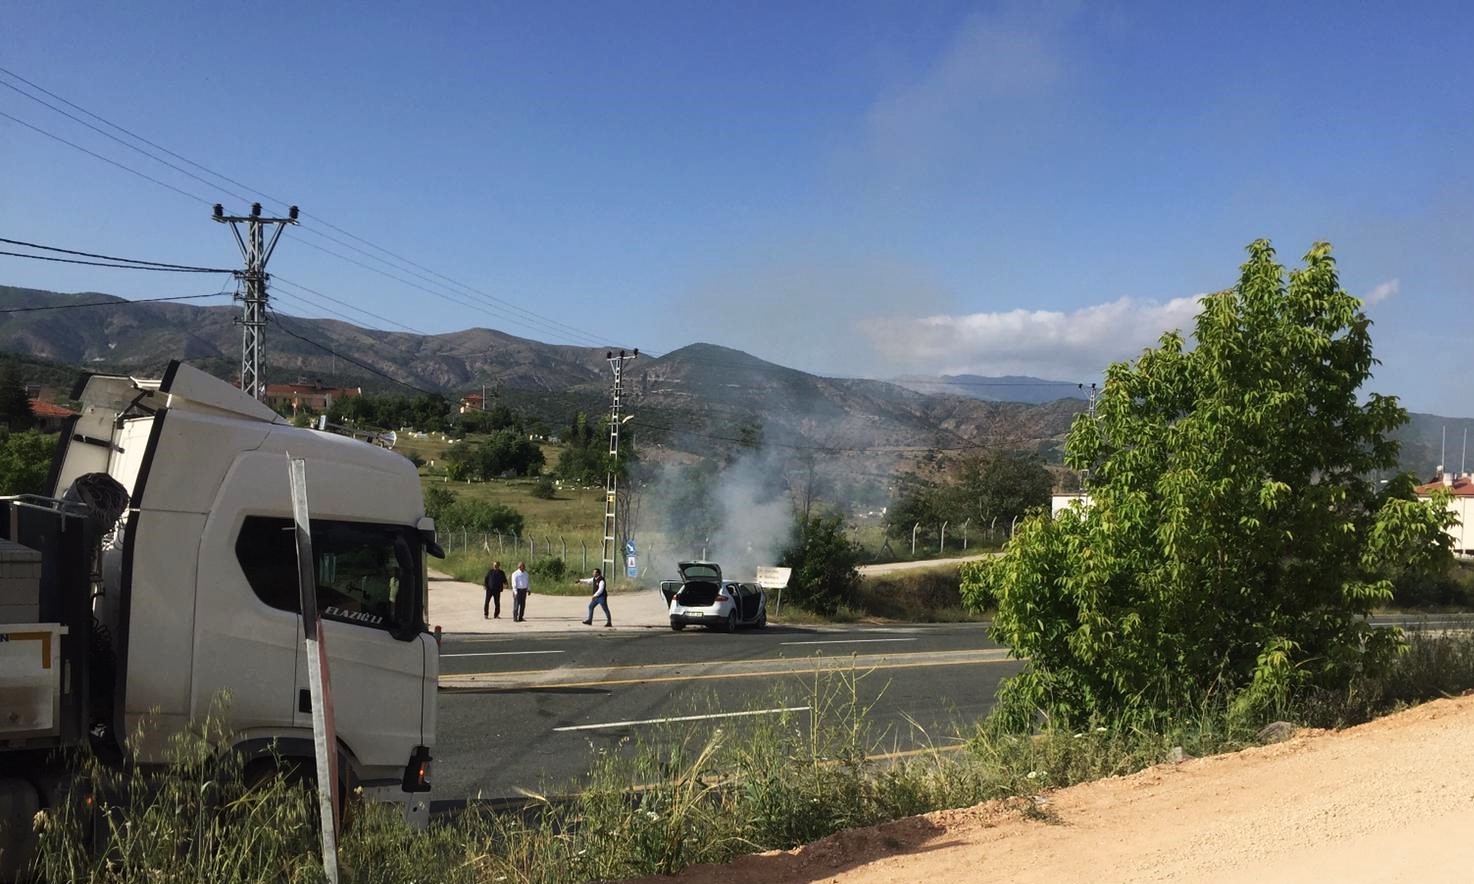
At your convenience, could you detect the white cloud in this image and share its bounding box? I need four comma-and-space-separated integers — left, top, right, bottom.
1364, 278, 1399, 305
858, 295, 1204, 380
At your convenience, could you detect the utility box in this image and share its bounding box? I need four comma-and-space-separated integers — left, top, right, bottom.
0, 624, 68, 739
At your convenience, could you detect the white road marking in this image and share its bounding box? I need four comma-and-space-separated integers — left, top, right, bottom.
781, 638, 918, 646
441, 650, 566, 658
553, 705, 811, 732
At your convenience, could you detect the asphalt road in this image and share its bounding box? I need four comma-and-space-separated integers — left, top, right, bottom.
431, 622, 1021, 810
427, 611, 1472, 812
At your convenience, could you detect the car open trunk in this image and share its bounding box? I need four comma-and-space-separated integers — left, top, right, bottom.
675, 581, 721, 607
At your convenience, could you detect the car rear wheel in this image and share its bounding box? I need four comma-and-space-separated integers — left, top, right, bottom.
670, 620, 685, 631
724, 611, 737, 633
756, 610, 767, 628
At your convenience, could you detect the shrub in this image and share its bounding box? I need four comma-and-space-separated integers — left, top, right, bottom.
529, 477, 557, 499
782, 513, 861, 616
437, 499, 525, 535
1392, 560, 1474, 608
0, 430, 56, 495
531, 556, 568, 582
980, 241, 1456, 729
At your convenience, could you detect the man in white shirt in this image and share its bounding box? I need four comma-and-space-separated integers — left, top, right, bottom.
511, 562, 531, 622
581, 568, 611, 627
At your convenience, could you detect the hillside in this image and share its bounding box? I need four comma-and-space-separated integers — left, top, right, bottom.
0, 288, 1085, 471
892, 373, 1087, 405
0, 285, 1459, 478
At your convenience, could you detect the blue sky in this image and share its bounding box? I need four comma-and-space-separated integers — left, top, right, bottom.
2, 1, 1471, 415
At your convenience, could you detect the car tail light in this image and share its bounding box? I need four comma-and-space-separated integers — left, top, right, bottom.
402, 746, 433, 793
716, 593, 729, 602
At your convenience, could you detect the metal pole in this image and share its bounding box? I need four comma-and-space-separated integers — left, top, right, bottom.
961, 518, 970, 549
911, 522, 919, 557
214, 203, 297, 399
287, 458, 340, 884
602, 349, 638, 585
939, 521, 947, 553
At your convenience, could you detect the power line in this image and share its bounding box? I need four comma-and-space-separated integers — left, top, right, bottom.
0, 291, 231, 314
0, 66, 630, 350
0, 78, 259, 208
289, 237, 609, 346
273, 276, 427, 335
0, 236, 233, 272
272, 290, 381, 330
289, 221, 619, 348
0, 109, 213, 205
267, 308, 443, 397
0, 250, 231, 273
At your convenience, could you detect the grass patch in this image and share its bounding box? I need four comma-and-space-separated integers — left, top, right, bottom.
31, 632, 1474, 883
772, 565, 986, 624
854, 566, 985, 622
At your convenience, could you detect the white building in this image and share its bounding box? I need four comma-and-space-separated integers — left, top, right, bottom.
1415, 473, 1474, 558
1051, 493, 1092, 518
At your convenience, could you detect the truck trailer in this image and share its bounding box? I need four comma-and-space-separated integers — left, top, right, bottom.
0, 361, 441, 872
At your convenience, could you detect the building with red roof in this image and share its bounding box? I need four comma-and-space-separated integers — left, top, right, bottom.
1415, 472, 1473, 558
29, 398, 76, 433
263, 381, 360, 415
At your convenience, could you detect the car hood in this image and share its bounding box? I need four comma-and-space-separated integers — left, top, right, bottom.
677, 561, 721, 583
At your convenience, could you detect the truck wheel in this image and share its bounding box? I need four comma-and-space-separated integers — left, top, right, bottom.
245, 758, 352, 830
724, 612, 738, 633
670, 620, 685, 631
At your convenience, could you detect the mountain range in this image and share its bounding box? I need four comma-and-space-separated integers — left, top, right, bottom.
0, 284, 1461, 480
0, 286, 1086, 475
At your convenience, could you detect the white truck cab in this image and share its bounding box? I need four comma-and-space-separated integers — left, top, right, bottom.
2, 361, 440, 869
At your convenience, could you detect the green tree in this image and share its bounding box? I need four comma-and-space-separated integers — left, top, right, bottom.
966, 241, 1455, 728
782, 513, 862, 615
423, 485, 457, 522
886, 450, 1051, 548
0, 431, 56, 494
0, 363, 35, 432
445, 431, 545, 480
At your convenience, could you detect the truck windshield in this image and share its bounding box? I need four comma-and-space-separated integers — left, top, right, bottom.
234, 516, 424, 637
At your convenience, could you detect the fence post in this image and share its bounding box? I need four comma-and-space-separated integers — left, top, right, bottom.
702, 537, 709, 560
990, 516, 998, 541
495, 531, 503, 553
561, 536, 567, 560
961, 518, 970, 550
939, 521, 947, 553
581, 540, 588, 571
461, 527, 467, 554
1010, 515, 1020, 537
529, 536, 535, 559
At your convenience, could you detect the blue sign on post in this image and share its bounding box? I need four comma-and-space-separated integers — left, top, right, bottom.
624, 539, 638, 578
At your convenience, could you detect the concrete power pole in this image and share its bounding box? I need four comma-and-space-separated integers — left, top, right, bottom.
214, 202, 298, 399
601, 348, 638, 583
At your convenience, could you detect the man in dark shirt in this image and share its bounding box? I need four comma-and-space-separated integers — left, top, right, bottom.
483, 560, 508, 619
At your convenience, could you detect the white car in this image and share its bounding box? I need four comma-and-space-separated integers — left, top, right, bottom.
663, 561, 768, 632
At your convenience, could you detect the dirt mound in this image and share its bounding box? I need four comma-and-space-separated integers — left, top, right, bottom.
635, 695, 1474, 883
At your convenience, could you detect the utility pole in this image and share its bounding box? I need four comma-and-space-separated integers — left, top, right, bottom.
214, 202, 298, 399
601, 348, 638, 583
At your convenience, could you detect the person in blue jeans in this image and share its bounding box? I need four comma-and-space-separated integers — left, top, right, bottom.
582, 568, 611, 627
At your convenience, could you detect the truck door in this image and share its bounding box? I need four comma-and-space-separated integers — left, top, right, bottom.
291, 520, 428, 779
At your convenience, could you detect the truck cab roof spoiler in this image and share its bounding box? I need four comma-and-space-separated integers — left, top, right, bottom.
78, 360, 284, 425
